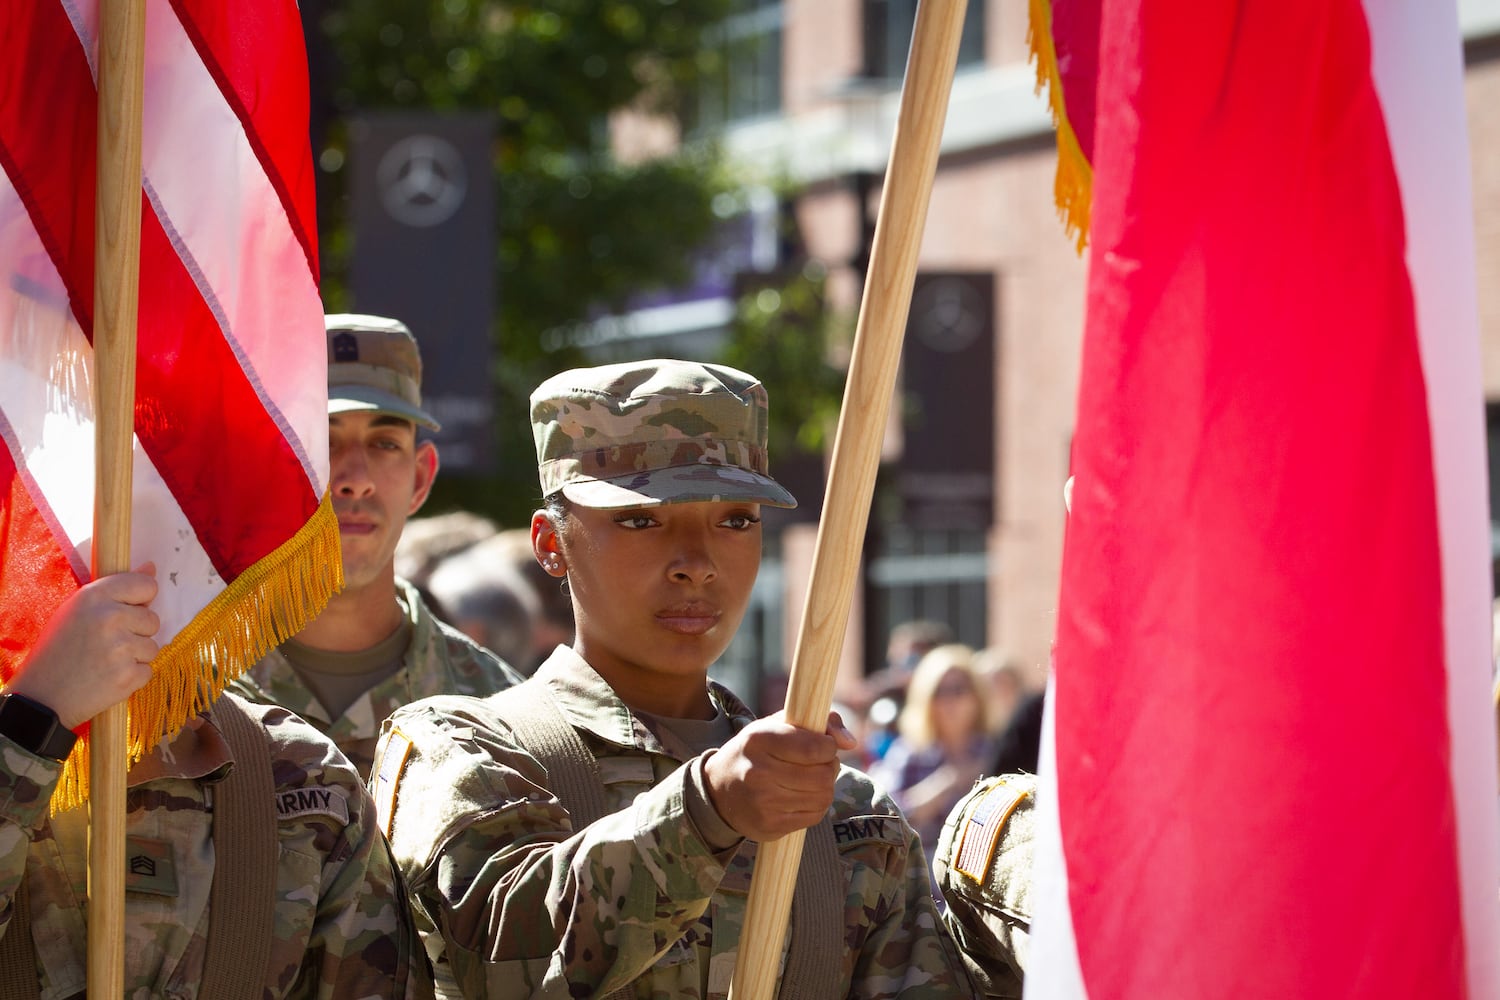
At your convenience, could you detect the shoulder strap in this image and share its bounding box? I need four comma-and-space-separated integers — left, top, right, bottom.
0, 702, 283, 1000
200, 696, 278, 1000
491, 679, 612, 827
491, 680, 630, 999
0, 877, 39, 1000
495, 679, 846, 999
779, 817, 842, 1000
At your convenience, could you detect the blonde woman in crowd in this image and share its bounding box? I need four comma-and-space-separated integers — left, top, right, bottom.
871, 643, 998, 872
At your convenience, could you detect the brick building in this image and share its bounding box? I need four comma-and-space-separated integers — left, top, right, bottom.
603, 0, 1500, 706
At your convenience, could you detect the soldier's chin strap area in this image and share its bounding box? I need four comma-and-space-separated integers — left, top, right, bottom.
0, 698, 277, 1000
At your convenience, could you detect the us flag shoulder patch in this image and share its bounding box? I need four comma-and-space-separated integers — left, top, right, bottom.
954, 778, 1032, 883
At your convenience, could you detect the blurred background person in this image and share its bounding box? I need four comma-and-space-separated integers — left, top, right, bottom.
871, 642, 998, 874
426, 533, 543, 675
863, 618, 956, 707
989, 650, 1049, 778
856, 618, 956, 765
485, 527, 576, 671
394, 508, 499, 616
972, 646, 1032, 738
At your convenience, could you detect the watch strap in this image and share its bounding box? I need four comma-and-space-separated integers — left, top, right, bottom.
0, 692, 77, 761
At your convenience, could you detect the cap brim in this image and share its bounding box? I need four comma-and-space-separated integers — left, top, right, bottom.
329, 386, 441, 431
560, 463, 797, 510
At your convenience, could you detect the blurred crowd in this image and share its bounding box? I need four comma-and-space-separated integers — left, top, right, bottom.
395, 510, 576, 677
842, 619, 1046, 879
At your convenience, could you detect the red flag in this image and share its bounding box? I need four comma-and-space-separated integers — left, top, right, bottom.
1030, 1, 1500, 997
0, 1, 339, 810
1027, 0, 1099, 250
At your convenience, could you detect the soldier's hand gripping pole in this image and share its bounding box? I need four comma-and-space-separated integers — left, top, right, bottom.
728, 3, 969, 998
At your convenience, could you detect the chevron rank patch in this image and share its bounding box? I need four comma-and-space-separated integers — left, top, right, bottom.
954, 777, 1032, 882
125, 836, 177, 897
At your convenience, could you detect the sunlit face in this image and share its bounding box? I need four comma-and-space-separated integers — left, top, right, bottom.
931, 667, 981, 743
537, 499, 762, 712
328, 411, 437, 592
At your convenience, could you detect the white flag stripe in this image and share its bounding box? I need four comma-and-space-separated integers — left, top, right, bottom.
1367, 3, 1500, 996
1026, 677, 1086, 1000
140, 1, 327, 495
0, 168, 230, 645
51, 0, 326, 500
0, 168, 96, 568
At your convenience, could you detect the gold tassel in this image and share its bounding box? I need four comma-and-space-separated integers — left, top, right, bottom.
49, 492, 344, 814
1028, 0, 1095, 253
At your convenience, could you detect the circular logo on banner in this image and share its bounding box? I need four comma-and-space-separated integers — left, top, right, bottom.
377, 134, 467, 228
911, 277, 984, 353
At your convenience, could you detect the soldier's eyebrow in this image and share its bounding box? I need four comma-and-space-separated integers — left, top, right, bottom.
370, 415, 416, 431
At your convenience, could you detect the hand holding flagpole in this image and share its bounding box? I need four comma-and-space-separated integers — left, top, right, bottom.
89, 0, 146, 992
727, 3, 968, 997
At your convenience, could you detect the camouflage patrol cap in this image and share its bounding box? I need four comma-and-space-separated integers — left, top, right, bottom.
530, 359, 797, 509
326, 313, 441, 431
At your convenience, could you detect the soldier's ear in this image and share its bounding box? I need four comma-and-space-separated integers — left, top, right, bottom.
409, 440, 440, 515
531, 510, 567, 577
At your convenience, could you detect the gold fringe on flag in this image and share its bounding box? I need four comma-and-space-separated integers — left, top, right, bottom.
1028, 0, 1094, 253
49, 491, 344, 814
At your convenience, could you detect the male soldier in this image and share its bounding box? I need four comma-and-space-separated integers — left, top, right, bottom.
931, 773, 1038, 999
0, 570, 433, 996
232, 315, 522, 777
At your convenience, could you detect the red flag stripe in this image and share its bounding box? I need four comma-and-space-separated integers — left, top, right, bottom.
1045, 2, 1466, 996
0, 1, 320, 579
0, 163, 236, 649
137, 1, 326, 486
0, 4, 96, 333
0, 423, 84, 678
167, 0, 319, 281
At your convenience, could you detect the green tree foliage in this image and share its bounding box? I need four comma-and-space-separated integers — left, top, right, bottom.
310, 0, 744, 524
723, 261, 845, 462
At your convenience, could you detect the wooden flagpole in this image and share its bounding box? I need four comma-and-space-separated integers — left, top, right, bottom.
89, 0, 147, 993
727, 3, 968, 997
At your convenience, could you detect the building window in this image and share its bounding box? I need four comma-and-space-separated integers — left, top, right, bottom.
689, 0, 784, 133
866, 525, 989, 665
863, 0, 986, 81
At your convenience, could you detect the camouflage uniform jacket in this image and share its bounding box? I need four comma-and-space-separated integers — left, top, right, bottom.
232, 578, 523, 778
0, 693, 433, 999
372, 646, 976, 999
931, 774, 1037, 1000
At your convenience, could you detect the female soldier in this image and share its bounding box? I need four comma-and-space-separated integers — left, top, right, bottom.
371, 360, 976, 998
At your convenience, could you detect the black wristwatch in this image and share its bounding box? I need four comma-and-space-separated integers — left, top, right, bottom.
0, 693, 78, 761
